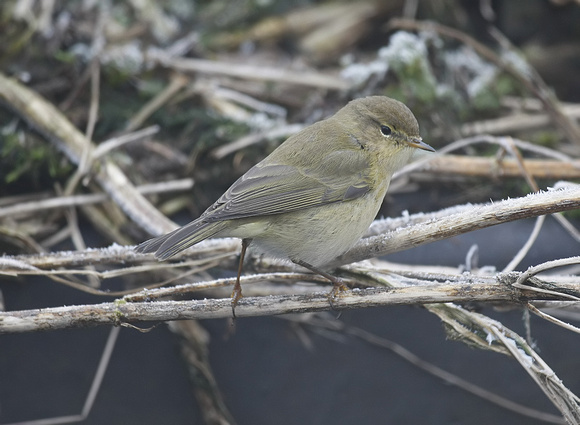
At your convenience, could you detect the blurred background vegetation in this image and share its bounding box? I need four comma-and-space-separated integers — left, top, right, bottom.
1, 1, 580, 424
1, 0, 579, 213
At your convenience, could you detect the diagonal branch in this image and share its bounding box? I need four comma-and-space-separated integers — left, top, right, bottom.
337, 184, 580, 266
0, 72, 175, 235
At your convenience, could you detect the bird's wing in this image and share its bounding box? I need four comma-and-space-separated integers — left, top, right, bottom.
202, 148, 372, 222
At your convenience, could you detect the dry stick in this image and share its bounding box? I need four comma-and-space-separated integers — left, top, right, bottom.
489, 26, 580, 146
210, 123, 305, 160
1, 254, 228, 280
0, 282, 561, 334
527, 303, 580, 336
460, 104, 580, 137
93, 125, 160, 159
63, 193, 86, 252
397, 135, 577, 184
125, 73, 189, 132
1, 327, 121, 425
501, 120, 580, 246
0, 179, 193, 218
0, 72, 176, 236
414, 155, 580, 180
503, 215, 545, 273
215, 86, 288, 117
336, 184, 580, 267
556, 214, 580, 243
124, 272, 330, 302
500, 137, 545, 272
13, 258, 227, 297
315, 319, 566, 424
64, 8, 106, 197
85, 58, 101, 157
516, 257, 580, 289
400, 135, 580, 245
0, 238, 240, 270
540, 302, 580, 321
490, 325, 580, 425
56, 181, 101, 287
0, 226, 47, 254
169, 320, 236, 425
425, 300, 580, 423
347, 257, 580, 423
39, 226, 74, 250
150, 50, 349, 90
2, 268, 580, 334
1, 186, 578, 273
502, 137, 540, 191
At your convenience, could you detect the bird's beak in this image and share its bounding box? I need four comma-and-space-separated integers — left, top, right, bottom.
406, 137, 435, 152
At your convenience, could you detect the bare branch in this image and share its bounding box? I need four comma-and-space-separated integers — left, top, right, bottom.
150, 50, 349, 90
0, 179, 193, 219
0, 72, 176, 235
413, 155, 580, 180
338, 184, 580, 266
1, 271, 578, 334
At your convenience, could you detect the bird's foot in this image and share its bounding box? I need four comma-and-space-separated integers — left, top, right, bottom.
230, 284, 243, 319
327, 279, 348, 309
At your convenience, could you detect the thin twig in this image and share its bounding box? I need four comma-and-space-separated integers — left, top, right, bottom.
490, 324, 580, 424
125, 74, 189, 132
410, 155, 580, 180
294, 315, 565, 424
337, 185, 580, 267
210, 123, 305, 159
93, 125, 160, 159
1, 186, 578, 274
503, 215, 546, 272
527, 303, 580, 335
516, 257, 580, 287
397, 135, 577, 179
1, 326, 121, 425
460, 104, 580, 136
0, 179, 193, 218
149, 50, 349, 90
0, 72, 176, 235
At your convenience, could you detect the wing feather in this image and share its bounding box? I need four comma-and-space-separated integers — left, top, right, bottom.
202, 148, 372, 222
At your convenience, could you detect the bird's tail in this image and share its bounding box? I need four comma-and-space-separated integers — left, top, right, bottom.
135, 219, 228, 260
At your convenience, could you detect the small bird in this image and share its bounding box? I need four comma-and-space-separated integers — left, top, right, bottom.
136, 96, 434, 309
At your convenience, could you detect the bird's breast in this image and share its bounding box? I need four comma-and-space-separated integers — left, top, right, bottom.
248, 184, 389, 267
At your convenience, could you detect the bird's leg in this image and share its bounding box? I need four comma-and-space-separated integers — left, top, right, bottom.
292, 259, 348, 300
231, 238, 251, 316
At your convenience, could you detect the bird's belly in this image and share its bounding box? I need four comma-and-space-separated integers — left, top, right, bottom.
249, 194, 384, 267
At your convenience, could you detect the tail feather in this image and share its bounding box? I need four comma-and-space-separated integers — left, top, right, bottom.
135, 233, 171, 254
135, 219, 227, 260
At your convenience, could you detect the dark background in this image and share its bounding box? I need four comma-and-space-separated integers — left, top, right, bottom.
1, 0, 580, 424
1, 215, 578, 425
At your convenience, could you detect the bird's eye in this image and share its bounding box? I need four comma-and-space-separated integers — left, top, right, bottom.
380, 125, 392, 136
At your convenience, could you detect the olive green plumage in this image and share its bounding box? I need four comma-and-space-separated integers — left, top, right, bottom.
136, 96, 434, 291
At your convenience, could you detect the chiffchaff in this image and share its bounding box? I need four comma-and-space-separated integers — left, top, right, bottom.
136, 96, 434, 308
